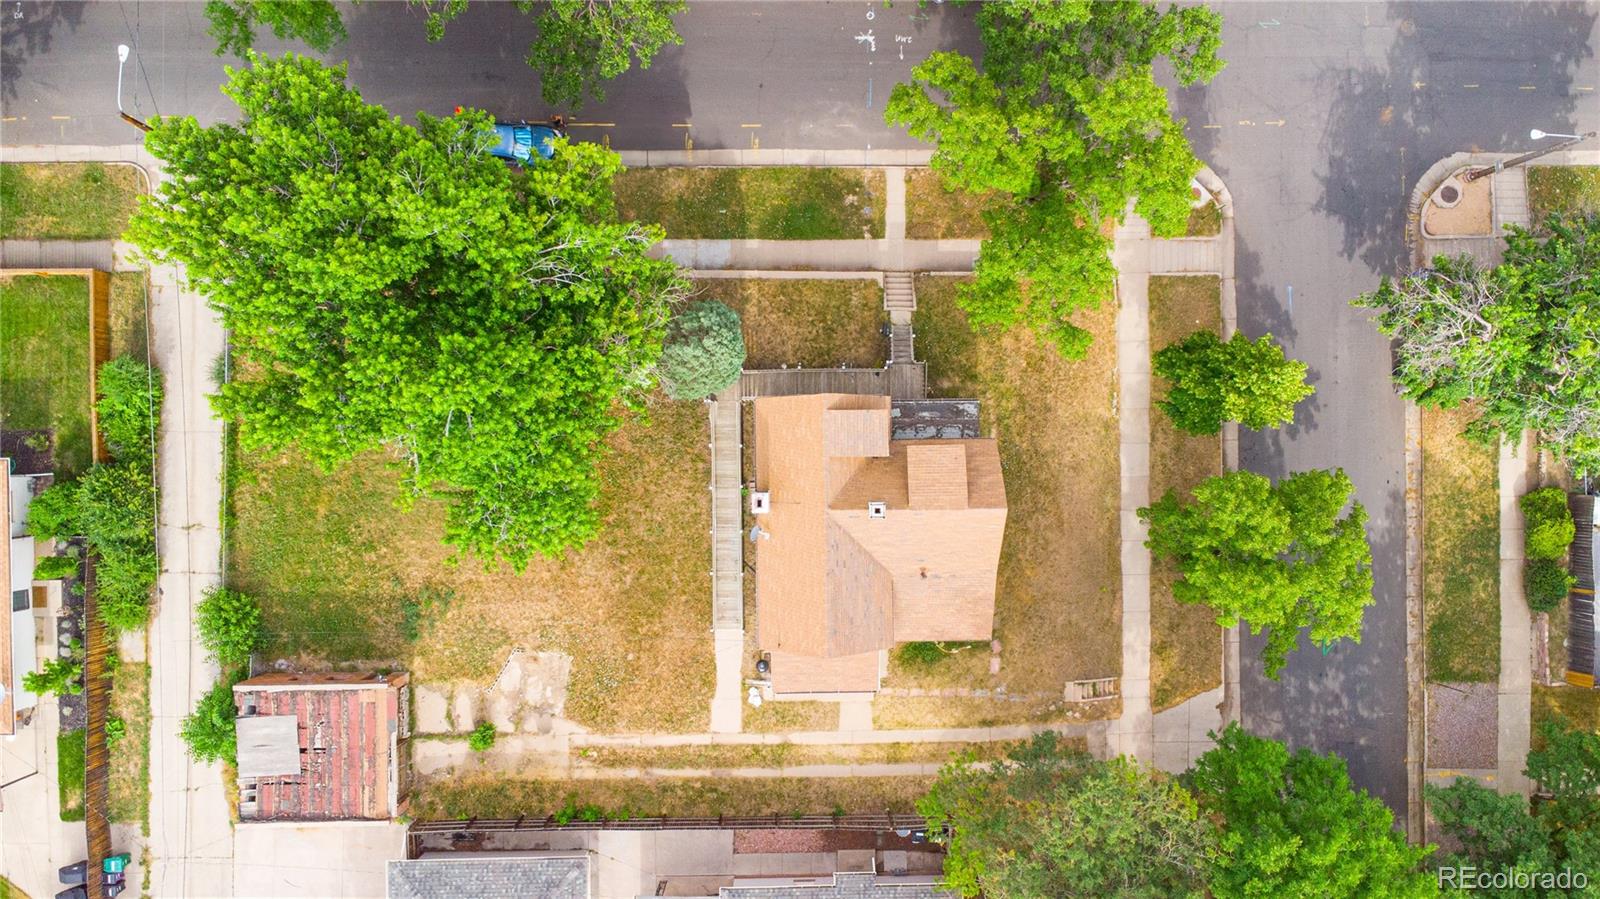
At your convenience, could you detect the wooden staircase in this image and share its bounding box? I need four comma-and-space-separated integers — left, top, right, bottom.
884, 272, 916, 364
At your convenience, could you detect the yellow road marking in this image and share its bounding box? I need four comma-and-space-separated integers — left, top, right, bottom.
671, 122, 692, 128
741, 123, 761, 128
50, 115, 71, 121
1577, 86, 1596, 92
1264, 119, 1286, 127
566, 122, 615, 128
1520, 85, 1537, 91
0, 116, 16, 122
1202, 124, 1222, 129
1238, 119, 1255, 126
1413, 81, 1426, 90
1462, 83, 1479, 88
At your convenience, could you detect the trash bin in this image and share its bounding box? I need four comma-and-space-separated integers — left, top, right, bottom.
58, 861, 88, 885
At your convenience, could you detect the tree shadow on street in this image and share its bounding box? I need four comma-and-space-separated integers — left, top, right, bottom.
1, 0, 85, 103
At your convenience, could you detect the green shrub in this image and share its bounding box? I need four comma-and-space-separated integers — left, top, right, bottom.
896, 641, 948, 668
95, 356, 162, 463
76, 462, 155, 547
1521, 487, 1575, 560
657, 300, 746, 399
24, 654, 83, 697
467, 721, 498, 752
181, 677, 241, 765
105, 716, 127, 747
1526, 559, 1576, 612
96, 545, 157, 633
27, 481, 81, 541
196, 587, 264, 665
32, 553, 80, 580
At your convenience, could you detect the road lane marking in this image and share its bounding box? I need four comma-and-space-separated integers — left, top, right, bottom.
1519, 85, 1537, 91
740, 123, 761, 128
1577, 86, 1595, 92
1202, 124, 1222, 129
1238, 119, 1255, 126
1462, 83, 1479, 88
1413, 81, 1426, 90
671, 122, 692, 128
50, 115, 70, 120
566, 122, 615, 128
1264, 119, 1286, 127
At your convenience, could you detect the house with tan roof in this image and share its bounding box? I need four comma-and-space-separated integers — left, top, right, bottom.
751, 394, 1007, 696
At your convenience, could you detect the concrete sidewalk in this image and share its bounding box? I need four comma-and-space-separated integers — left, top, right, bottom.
654, 238, 979, 272
4, 144, 237, 898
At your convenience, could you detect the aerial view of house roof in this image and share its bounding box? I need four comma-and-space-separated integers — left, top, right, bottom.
752, 394, 1007, 694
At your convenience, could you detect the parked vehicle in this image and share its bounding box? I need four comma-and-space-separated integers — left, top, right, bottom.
454, 108, 566, 164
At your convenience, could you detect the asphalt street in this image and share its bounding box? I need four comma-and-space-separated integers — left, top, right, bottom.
5, 0, 1598, 817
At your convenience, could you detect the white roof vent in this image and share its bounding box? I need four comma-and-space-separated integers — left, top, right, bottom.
750, 491, 771, 515
868, 501, 887, 519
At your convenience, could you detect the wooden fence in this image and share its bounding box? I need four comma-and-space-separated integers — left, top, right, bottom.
82, 548, 113, 898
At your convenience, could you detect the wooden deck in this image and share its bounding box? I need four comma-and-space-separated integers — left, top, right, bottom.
709, 389, 743, 631
740, 363, 925, 401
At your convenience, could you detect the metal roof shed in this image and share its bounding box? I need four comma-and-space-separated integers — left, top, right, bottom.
235, 715, 302, 778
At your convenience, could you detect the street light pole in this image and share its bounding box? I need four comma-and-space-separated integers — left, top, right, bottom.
1462, 128, 1596, 182
116, 44, 150, 133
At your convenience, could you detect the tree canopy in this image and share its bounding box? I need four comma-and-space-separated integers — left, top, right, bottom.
1355, 212, 1600, 476
414, 0, 685, 109
1428, 717, 1600, 890
204, 0, 346, 56
657, 300, 746, 400
1153, 330, 1313, 434
885, 0, 1223, 357
918, 732, 1214, 898
1187, 724, 1436, 898
1140, 469, 1374, 677
127, 54, 685, 569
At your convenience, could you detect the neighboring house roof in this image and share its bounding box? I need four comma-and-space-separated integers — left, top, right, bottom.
232, 671, 408, 821
387, 855, 589, 899
753, 395, 1007, 694
721, 872, 955, 898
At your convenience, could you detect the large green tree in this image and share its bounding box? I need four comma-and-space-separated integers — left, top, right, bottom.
1356, 213, 1600, 475
1154, 330, 1313, 434
127, 54, 685, 569
657, 300, 745, 400
1140, 469, 1374, 677
918, 732, 1214, 898
204, 1, 347, 56
414, 0, 685, 109
1428, 717, 1600, 893
885, 0, 1223, 357
1187, 724, 1436, 898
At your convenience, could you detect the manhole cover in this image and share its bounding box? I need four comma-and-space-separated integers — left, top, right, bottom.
1440, 185, 1460, 204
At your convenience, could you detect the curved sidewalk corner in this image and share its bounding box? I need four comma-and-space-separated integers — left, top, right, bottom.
2, 144, 235, 898
1107, 165, 1236, 771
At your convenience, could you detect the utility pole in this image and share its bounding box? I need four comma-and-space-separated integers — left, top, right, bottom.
1462, 129, 1595, 182
116, 45, 151, 132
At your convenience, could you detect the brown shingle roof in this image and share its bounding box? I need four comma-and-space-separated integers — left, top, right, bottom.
753, 395, 1007, 693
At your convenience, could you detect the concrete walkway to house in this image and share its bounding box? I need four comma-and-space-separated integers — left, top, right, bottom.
4, 144, 237, 898
709, 386, 745, 734
1497, 431, 1536, 796
1106, 168, 1235, 769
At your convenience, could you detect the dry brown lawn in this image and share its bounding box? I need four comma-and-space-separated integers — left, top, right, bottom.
413, 773, 933, 819
229, 395, 715, 733
1421, 405, 1500, 683
614, 167, 885, 239
1532, 683, 1600, 746
904, 168, 1000, 240
1148, 276, 1224, 711
694, 278, 886, 369
577, 740, 1006, 770
906, 276, 1121, 712
872, 694, 1116, 729
108, 271, 149, 361
742, 700, 840, 733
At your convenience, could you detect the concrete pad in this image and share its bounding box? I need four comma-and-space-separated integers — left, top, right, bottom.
485, 691, 518, 733
655, 830, 735, 876
838, 699, 874, 733
451, 688, 477, 732
412, 684, 450, 733
233, 821, 405, 899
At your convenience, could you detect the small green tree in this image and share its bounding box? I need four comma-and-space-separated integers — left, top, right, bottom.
414, 0, 685, 109
204, 0, 346, 56
1153, 331, 1312, 434
1140, 469, 1374, 677
196, 587, 265, 666
657, 300, 746, 400
1525, 559, 1575, 613
917, 732, 1214, 897
23, 654, 84, 697
884, 0, 1224, 357
1187, 724, 1435, 898
32, 554, 80, 581
467, 721, 498, 752
1521, 487, 1576, 561
181, 677, 241, 765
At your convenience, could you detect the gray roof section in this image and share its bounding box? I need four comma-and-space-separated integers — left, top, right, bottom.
234, 715, 300, 778
387, 856, 589, 899
721, 872, 954, 899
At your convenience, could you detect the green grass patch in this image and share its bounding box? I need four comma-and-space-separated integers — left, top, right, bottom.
413, 773, 933, 819
1526, 165, 1600, 228
1, 273, 92, 476
1148, 276, 1223, 711
1422, 405, 1500, 683
904, 168, 1000, 240
693, 278, 886, 368
1532, 683, 1600, 747
911, 275, 1121, 711
614, 167, 884, 239
1185, 201, 1222, 237
109, 661, 151, 828
57, 729, 85, 822
0, 163, 143, 240
228, 394, 715, 733
108, 271, 150, 362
